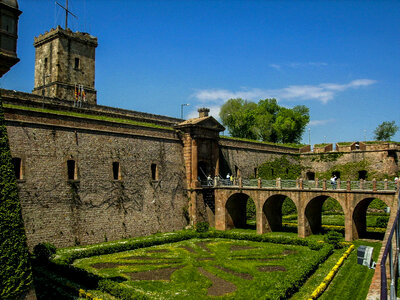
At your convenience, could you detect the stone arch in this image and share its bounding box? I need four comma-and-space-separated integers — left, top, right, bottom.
352, 197, 390, 239
225, 192, 253, 229
262, 194, 298, 232
304, 195, 345, 234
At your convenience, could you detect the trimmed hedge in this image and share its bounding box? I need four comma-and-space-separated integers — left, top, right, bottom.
54, 230, 326, 265
0, 99, 33, 298
44, 230, 332, 299
51, 230, 332, 299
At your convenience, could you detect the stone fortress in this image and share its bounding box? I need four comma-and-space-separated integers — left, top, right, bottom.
2, 26, 399, 249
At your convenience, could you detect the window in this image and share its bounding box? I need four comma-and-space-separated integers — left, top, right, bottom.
12, 157, 22, 180
44, 57, 48, 69
67, 160, 77, 180
358, 170, 367, 180
74, 57, 80, 69
113, 162, 121, 180
151, 164, 158, 180
1, 14, 16, 34
254, 167, 258, 178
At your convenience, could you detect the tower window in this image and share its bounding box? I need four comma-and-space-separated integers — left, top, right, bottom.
12, 157, 22, 180
74, 58, 80, 69
254, 167, 258, 178
151, 164, 158, 180
67, 160, 77, 180
113, 162, 121, 180
44, 57, 48, 69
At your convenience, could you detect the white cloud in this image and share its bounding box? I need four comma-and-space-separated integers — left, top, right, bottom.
309, 119, 335, 126
269, 62, 328, 70
191, 79, 376, 105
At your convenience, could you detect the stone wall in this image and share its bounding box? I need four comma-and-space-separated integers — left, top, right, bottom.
219, 138, 298, 178
300, 150, 399, 179
5, 108, 187, 249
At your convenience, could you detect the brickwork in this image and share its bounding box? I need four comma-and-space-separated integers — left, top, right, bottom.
6, 111, 187, 249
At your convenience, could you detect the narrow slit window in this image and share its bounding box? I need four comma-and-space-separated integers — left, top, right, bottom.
12, 157, 22, 180
44, 57, 48, 69
113, 162, 121, 180
67, 160, 77, 180
151, 164, 158, 180
74, 57, 80, 69
254, 167, 258, 178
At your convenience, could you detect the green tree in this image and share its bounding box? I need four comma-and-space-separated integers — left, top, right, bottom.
220, 98, 258, 140
374, 121, 399, 141
219, 98, 309, 144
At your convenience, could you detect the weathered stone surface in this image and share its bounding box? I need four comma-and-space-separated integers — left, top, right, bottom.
32, 26, 97, 104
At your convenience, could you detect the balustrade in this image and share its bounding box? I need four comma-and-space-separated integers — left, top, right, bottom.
206, 176, 398, 191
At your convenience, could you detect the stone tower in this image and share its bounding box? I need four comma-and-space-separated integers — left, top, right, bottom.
32, 26, 98, 104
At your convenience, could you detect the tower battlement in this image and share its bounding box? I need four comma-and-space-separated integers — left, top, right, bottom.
32, 25, 98, 104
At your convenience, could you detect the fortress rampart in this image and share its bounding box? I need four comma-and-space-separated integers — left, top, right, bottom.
1, 88, 399, 248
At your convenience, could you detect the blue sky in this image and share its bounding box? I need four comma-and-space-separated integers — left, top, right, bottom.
2, 0, 400, 145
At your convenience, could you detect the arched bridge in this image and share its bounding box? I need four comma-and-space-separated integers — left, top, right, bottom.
209, 179, 398, 241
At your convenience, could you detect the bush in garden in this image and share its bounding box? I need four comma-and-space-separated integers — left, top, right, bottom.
34, 242, 57, 262
246, 198, 256, 220
375, 216, 388, 228
324, 231, 343, 249
195, 222, 209, 233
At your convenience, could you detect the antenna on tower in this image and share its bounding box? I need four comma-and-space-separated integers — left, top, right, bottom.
56, 0, 77, 29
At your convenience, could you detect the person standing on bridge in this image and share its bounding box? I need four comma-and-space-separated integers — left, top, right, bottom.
330, 175, 337, 189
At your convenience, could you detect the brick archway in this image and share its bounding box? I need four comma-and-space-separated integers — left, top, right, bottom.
260, 194, 298, 233
352, 197, 390, 240
225, 192, 251, 229
303, 195, 345, 235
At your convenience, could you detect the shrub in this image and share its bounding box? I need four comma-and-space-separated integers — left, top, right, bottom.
324, 231, 343, 248
34, 242, 57, 262
246, 198, 256, 220
376, 216, 389, 228
0, 101, 33, 299
282, 198, 297, 215
195, 222, 209, 233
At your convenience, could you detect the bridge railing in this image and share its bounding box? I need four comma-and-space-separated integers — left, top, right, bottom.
211, 177, 399, 191
380, 191, 400, 299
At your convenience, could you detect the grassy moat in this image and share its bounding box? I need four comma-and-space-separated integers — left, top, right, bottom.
32, 226, 381, 300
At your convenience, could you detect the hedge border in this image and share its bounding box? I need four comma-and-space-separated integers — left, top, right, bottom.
49, 230, 332, 299
308, 244, 355, 299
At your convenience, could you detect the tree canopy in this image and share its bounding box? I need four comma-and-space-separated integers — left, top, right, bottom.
374, 121, 399, 141
219, 98, 309, 144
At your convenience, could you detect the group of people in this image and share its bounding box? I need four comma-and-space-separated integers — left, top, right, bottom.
204, 174, 235, 186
